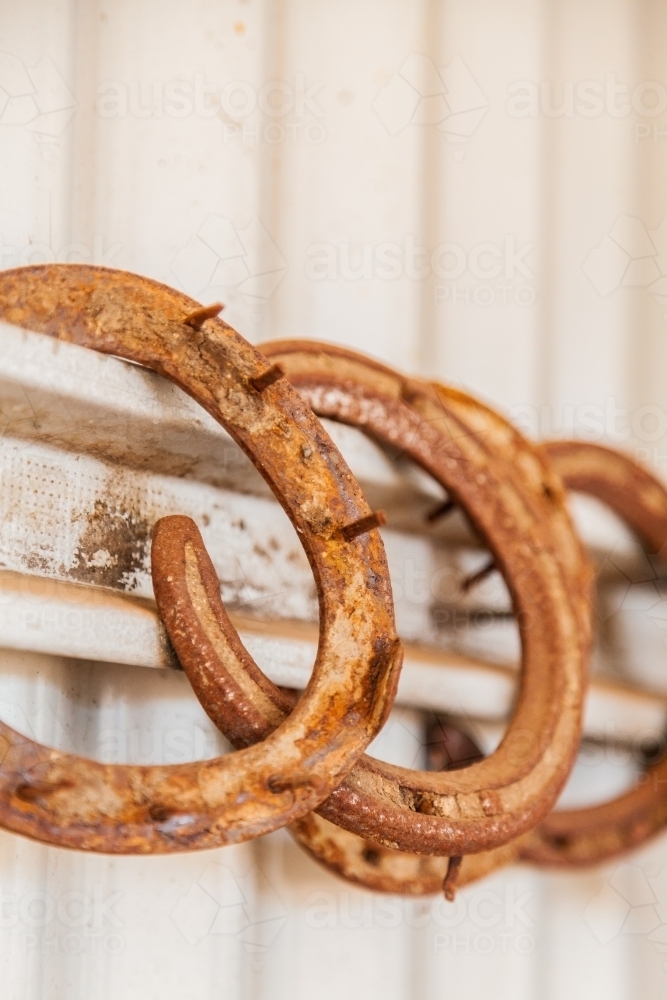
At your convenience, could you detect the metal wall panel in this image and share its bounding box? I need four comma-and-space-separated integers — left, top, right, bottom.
1, 2, 667, 997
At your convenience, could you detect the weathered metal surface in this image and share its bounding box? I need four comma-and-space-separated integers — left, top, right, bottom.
154, 342, 590, 875
263, 343, 590, 856
151, 514, 510, 894
282, 371, 596, 895
296, 441, 667, 890
0, 263, 402, 853
520, 441, 667, 867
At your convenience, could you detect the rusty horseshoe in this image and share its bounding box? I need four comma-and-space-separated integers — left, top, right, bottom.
285, 380, 594, 895
519, 440, 667, 868
296, 440, 667, 890
152, 341, 590, 876
0, 264, 402, 853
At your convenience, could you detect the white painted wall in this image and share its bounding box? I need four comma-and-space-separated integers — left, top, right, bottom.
1, 2, 667, 997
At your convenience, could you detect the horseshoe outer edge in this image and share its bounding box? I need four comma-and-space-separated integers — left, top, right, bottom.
153, 340, 590, 872
0, 265, 402, 854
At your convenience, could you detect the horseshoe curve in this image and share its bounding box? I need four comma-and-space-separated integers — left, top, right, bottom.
519, 440, 667, 867
153, 341, 590, 865
0, 265, 401, 854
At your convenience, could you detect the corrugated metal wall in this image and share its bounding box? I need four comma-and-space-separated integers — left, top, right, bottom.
1, 1, 667, 997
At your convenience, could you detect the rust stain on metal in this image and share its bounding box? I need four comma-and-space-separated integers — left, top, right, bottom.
249, 364, 285, 393
442, 855, 462, 900
341, 510, 387, 541
151, 341, 591, 893
0, 264, 401, 854
519, 441, 667, 868
183, 302, 224, 329
290, 440, 667, 891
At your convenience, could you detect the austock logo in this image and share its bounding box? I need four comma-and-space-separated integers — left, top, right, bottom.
373, 53, 488, 158
304, 234, 535, 308
0, 235, 122, 270
172, 215, 287, 310
584, 862, 667, 968
0, 883, 123, 956
95, 73, 326, 145
305, 882, 536, 955
0, 52, 75, 136
507, 75, 667, 121
171, 862, 286, 954
583, 215, 667, 315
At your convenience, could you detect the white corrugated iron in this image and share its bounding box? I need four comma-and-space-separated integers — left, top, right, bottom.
1, 2, 667, 998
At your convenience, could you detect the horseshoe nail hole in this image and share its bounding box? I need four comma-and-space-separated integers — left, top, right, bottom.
400, 381, 420, 405
15, 779, 74, 802
148, 804, 178, 823
267, 772, 326, 797
542, 483, 557, 502
362, 846, 382, 866
414, 795, 437, 815
267, 773, 306, 794
480, 793, 503, 817
549, 834, 571, 850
